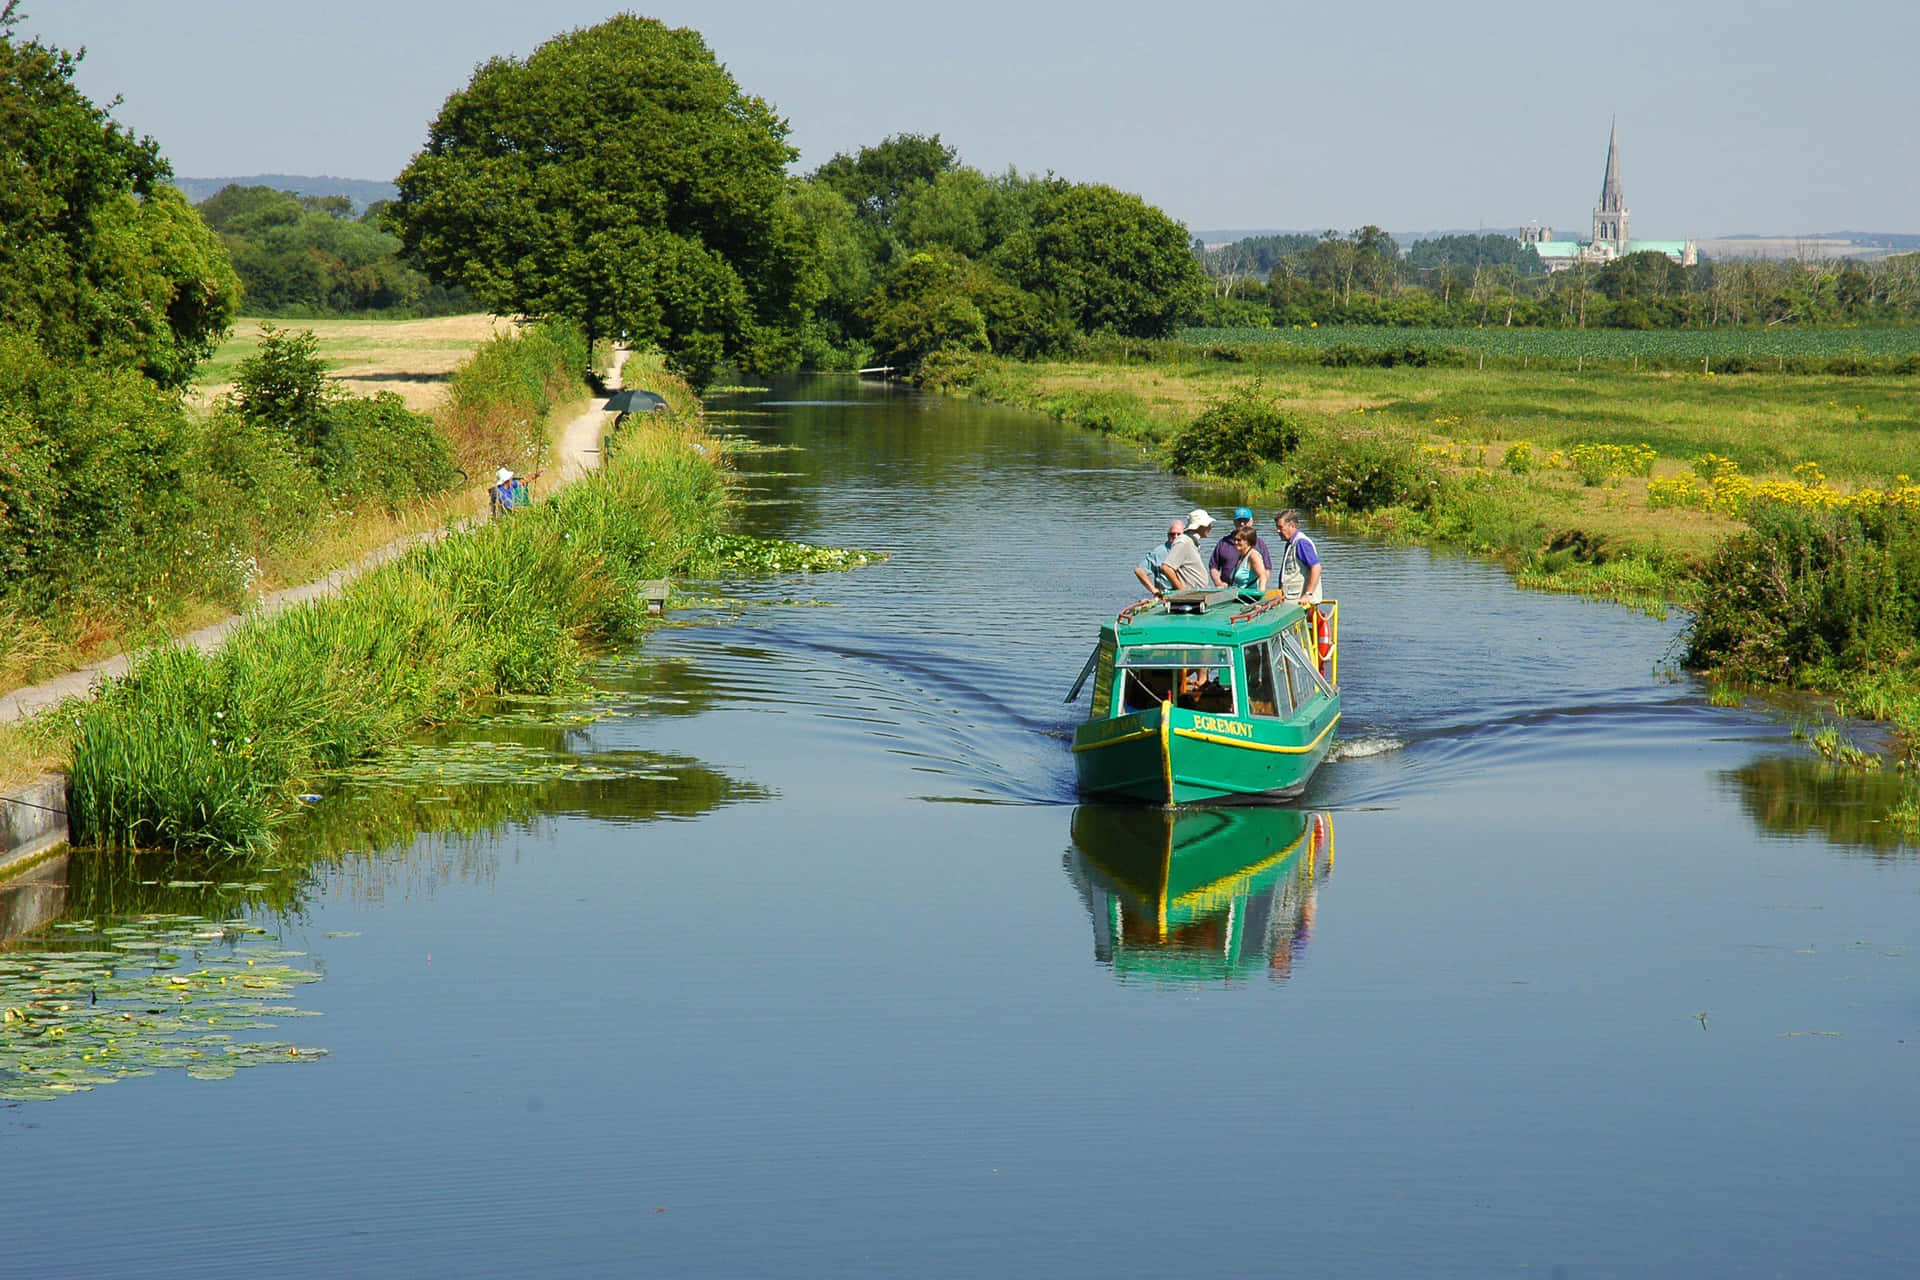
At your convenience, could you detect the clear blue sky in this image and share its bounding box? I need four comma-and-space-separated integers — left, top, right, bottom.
30, 0, 1920, 237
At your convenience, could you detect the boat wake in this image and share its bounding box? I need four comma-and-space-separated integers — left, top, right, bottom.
1328, 736, 1405, 761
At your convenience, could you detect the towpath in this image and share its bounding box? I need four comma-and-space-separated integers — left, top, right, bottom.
0, 350, 631, 728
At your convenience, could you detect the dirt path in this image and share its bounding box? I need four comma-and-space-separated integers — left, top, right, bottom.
0, 352, 630, 728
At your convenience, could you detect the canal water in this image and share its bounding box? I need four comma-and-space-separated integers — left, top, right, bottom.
4, 377, 1916, 1277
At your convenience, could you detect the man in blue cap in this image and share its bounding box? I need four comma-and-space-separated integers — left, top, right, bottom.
1209, 506, 1272, 588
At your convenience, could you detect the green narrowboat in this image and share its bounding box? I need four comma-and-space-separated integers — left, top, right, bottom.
1066, 804, 1334, 984
1071, 588, 1340, 805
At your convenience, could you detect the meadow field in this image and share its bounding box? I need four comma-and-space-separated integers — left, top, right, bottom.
961, 354, 1917, 581
191, 314, 516, 413
1176, 324, 1920, 372
980, 358, 1918, 483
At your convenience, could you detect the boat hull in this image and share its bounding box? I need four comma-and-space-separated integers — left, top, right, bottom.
1072, 697, 1340, 806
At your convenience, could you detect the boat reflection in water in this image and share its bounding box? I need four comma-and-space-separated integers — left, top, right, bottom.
1065, 805, 1333, 985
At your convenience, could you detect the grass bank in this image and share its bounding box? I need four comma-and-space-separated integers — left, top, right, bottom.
63, 392, 718, 851
58, 345, 881, 852
949, 351, 1920, 777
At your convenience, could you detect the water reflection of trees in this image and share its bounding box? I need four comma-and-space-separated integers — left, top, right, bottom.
1723, 758, 1918, 858
1065, 806, 1334, 985
6, 718, 770, 940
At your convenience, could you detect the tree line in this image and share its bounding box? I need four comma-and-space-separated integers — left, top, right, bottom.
195, 185, 470, 316
384, 16, 1206, 384
1196, 228, 1920, 330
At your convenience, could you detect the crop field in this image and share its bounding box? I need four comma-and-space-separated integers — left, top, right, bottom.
1180, 324, 1920, 364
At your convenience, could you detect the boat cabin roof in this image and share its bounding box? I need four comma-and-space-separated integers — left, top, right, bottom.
1104, 591, 1311, 648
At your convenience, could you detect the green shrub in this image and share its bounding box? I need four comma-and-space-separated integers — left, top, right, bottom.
1319, 343, 1453, 369
914, 347, 990, 392
0, 332, 202, 607
1038, 388, 1157, 441
1165, 387, 1300, 477
194, 409, 324, 559
1284, 425, 1438, 513
318, 392, 457, 508
1684, 502, 1920, 685
226, 327, 457, 510
229, 325, 335, 453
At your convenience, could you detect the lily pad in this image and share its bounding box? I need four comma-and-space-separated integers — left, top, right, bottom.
0, 913, 329, 1105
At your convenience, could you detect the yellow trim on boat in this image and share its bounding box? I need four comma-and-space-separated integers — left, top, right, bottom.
1070, 726, 1159, 753
1160, 699, 1173, 806
1173, 712, 1341, 755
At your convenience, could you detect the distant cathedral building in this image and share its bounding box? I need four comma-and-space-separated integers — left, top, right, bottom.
1527, 122, 1697, 272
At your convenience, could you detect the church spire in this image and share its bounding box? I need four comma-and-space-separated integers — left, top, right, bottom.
1591, 118, 1630, 253
1598, 117, 1624, 213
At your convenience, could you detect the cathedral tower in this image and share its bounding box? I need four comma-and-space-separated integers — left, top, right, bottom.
1591, 119, 1630, 253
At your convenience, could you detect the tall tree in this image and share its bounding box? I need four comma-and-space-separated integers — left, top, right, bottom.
390, 15, 819, 382
813, 133, 958, 231
0, 2, 238, 386
994, 181, 1204, 338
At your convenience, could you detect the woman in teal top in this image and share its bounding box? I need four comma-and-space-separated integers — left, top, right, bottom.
1228, 526, 1269, 597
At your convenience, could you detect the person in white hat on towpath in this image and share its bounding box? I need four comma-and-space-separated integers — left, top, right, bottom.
489, 467, 519, 516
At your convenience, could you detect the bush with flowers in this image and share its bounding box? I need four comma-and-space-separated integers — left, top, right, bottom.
1568, 442, 1658, 486
1649, 453, 1920, 523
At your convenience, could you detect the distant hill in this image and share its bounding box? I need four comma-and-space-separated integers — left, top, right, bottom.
177, 174, 397, 210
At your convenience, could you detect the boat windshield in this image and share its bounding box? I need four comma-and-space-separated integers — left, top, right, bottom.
1116, 645, 1236, 715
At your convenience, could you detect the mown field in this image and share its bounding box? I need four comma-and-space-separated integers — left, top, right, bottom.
191, 314, 515, 412
1179, 324, 1920, 368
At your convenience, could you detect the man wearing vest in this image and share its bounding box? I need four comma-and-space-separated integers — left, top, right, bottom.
1273, 509, 1323, 604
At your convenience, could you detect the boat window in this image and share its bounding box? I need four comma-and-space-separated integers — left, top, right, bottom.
1278, 630, 1333, 704
1243, 640, 1284, 717
1117, 654, 1237, 715
1089, 635, 1115, 722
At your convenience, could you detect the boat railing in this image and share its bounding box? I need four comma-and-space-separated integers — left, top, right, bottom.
1318, 600, 1339, 687
1234, 596, 1340, 687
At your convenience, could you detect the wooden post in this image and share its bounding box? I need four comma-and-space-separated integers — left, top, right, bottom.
642, 580, 670, 617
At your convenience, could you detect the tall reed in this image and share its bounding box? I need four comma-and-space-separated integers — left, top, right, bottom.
434, 320, 589, 475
